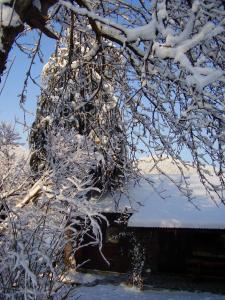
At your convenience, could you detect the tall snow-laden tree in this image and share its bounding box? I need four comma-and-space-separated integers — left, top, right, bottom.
29, 28, 132, 194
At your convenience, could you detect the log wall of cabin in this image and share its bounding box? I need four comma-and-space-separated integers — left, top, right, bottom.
75, 213, 225, 279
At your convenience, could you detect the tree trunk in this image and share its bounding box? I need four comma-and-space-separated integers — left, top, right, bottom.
0, 0, 57, 78
64, 227, 76, 268
0, 0, 33, 77
0, 25, 24, 77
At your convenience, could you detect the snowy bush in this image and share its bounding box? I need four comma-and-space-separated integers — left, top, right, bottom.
0, 123, 109, 299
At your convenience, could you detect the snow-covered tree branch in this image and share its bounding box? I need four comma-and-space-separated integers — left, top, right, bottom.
0, 0, 57, 76
1, 0, 224, 200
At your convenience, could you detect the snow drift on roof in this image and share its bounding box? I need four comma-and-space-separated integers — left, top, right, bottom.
93, 157, 225, 229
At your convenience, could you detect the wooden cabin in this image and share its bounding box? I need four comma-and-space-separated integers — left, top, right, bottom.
76, 216, 225, 280
76, 159, 225, 281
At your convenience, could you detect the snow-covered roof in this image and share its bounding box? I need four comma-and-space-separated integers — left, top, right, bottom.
93, 158, 225, 230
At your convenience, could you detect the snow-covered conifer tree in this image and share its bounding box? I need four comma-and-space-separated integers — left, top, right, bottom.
29, 27, 131, 194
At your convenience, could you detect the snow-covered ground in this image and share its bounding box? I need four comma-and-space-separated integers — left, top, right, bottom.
69, 284, 225, 300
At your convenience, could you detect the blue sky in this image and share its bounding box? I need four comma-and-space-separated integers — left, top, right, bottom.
0, 31, 56, 145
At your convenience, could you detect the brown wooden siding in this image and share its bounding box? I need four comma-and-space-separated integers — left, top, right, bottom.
75, 213, 225, 279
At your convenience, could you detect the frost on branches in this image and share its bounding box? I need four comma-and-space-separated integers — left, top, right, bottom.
0, 121, 110, 298
0, 122, 28, 215
54, 0, 224, 202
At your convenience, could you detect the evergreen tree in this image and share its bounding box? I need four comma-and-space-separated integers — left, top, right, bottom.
30, 29, 131, 194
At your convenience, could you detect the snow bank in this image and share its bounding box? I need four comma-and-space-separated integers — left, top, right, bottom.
69, 284, 225, 300
62, 271, 103, 285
